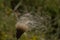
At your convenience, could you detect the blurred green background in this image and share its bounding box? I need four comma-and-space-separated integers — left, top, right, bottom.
0, 0, 60, 40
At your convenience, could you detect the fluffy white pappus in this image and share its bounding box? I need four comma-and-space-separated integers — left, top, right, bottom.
16, 13, 37, 31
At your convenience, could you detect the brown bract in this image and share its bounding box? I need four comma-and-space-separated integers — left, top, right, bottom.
15, 22, 29, 32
